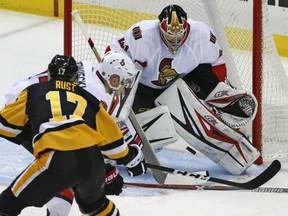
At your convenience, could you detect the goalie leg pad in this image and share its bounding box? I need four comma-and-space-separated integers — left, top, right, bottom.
155, 79, 260, 175
117, 106, 178, 151
136, 105, 178, 150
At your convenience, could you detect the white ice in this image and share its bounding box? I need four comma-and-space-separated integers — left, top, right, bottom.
0, 9, 288, 216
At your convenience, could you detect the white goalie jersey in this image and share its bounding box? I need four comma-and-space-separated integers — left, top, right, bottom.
108, 18, 226, 89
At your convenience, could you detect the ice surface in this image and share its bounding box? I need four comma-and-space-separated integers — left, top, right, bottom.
0, 9, 288, 216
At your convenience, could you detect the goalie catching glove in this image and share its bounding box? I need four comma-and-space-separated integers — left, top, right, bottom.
205, 82, 257, 129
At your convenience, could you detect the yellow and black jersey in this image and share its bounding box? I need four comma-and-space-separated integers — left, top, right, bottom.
0, 80, 129, 160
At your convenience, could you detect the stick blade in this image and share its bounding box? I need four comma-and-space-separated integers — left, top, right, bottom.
209, 160, 281, 189
245, 159, 281, 189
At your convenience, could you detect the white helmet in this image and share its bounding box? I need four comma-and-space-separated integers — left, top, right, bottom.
99, 50, 138, 90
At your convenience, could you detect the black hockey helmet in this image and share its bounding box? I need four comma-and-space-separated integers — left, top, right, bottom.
48, 55, 78, 82
158, 5, 188, 54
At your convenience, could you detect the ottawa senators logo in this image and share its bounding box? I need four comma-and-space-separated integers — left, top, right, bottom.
151, 58, 179, 86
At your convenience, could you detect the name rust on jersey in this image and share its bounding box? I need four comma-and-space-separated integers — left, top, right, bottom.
55, 81, 76, 91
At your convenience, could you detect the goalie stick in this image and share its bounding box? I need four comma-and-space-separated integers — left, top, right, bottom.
128, 109, 167, 183
71, 10, 101, 62
124, 182, 288, 193
145, 160, 281, 189
72, 10, 167, 183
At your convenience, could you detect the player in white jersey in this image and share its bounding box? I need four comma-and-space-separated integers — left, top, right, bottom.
2, 51, 142, 216
106, 5, 260, 175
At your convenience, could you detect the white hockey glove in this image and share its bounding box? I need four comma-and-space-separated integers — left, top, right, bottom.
125, 144, 147, 177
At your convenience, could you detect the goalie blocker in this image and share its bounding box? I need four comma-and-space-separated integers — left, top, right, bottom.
155, 79, 260, 175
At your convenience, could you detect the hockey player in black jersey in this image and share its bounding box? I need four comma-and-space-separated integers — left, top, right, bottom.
0, 55, 146, 216
2, 51, 141, 216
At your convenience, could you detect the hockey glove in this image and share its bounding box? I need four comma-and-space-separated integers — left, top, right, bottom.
125, 144, 147, 177
105, 163, 124, 196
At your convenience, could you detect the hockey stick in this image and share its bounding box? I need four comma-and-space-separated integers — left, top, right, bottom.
128, 110, 167, 183
72, 9, 141, 118
71, 10, 101, 62
145, 160, 281, 189
124, 182, 288, 193
72, 10, 141, 120
72, 10, 167, 183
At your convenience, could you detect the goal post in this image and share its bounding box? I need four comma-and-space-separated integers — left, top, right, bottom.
63, 0, 288, 163
253, 0, 263, 164
64, 0, 72, 56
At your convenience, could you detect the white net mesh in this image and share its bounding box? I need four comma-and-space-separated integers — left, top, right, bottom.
68, 0, 288, 159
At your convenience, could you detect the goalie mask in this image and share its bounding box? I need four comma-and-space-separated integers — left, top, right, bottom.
158, 5, 188, 54
99, 51, 138, 91
48, 55, 78, 82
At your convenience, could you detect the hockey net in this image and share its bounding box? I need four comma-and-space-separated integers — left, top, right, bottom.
64, 0, 288, 161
